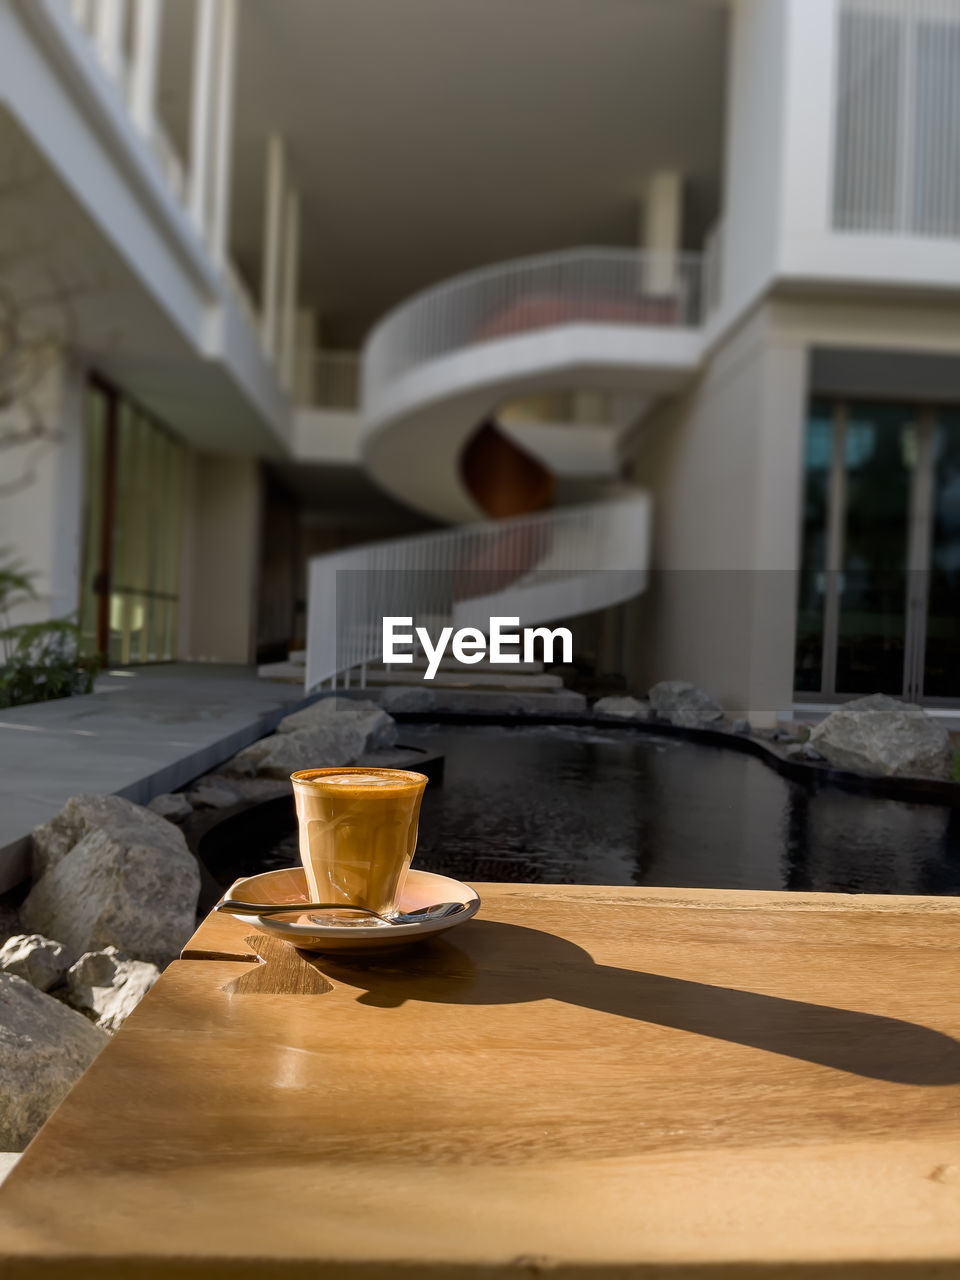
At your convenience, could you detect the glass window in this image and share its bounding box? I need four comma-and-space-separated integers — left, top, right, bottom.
77, 386, 108, 657
794, 403, 834, 693
834, 2, 960, 237
834, 8, 903, 232
836, 402, 911, 695
78, 383, 185, 663
913, 17, 960, 237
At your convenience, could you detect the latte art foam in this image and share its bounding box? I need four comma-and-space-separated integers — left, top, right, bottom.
318, 772, 404, 788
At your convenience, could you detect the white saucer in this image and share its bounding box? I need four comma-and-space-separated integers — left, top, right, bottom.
223, 866, 480, 953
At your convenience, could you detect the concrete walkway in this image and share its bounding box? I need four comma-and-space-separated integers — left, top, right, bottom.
0, 665, 312, 891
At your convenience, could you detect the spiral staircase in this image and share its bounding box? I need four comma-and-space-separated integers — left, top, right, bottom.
299, 247, 706, 693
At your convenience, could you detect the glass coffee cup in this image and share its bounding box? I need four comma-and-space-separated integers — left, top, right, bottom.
290, 767, 428, 919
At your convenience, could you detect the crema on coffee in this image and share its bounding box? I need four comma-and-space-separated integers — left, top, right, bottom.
290, 767, 428, 916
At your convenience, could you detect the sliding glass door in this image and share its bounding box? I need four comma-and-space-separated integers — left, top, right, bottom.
795, 397, 960, 703
79, 381, 186, 663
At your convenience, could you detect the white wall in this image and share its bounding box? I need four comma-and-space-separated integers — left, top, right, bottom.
716, 0, 791, 331
293, 409, 363, 466
0, 351, 86, 625
627, 304, 808, 724
180, 453, 261, 663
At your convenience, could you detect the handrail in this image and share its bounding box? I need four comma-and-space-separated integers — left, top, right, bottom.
362, 247, 703, 419
702, 220, 724, 318
304, 494, 650, 691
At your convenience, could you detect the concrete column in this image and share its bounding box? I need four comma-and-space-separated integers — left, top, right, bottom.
93, 0, 126, 78
718, 0, 789, 323
69, 0, 94, 30
260, 134, 286, 358
779, 0, 838, 247
280, 186, 301, 390
188, 0, 218, 234
293, 307, 318, 405
641, 171, 682, 295
210, 0, 238, 266
625, 305, 807, 726
129, 0, 163, 136
717, 0, 835, 321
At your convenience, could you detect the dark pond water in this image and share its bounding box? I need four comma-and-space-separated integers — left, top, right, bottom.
218, 723, 960, 896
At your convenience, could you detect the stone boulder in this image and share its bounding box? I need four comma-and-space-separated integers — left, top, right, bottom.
0, 934, 68, 992
64, 946, 160, 1034
808, 694, 951, 778
21, 795, 200, 967
376, 687, 436, 714
185, 783, 237, 810
225, 698, 398, 779
32, 793, 188, 879
224, 724, 368, 779
0, 973, 108, 1149
277, 698, 398, 749
593, 696, 650, 721
146, 792, 193, 823
649, 681, 725, 729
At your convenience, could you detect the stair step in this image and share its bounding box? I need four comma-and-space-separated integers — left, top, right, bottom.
366, 686, 588, 715
364, 668, 562, 692
394, 656, 545, 674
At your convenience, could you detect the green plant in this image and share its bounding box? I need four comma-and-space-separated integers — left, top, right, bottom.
0, 553, 102, 709
950, 749, 960, 785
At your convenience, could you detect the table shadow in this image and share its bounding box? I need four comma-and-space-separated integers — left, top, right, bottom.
320, 919, 960, 1086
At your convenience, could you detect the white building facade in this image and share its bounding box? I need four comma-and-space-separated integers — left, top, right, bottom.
1, 0, 959, 724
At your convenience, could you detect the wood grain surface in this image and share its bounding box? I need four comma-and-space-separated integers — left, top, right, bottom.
2, 884, 960, 1277
219, 935, 334, 996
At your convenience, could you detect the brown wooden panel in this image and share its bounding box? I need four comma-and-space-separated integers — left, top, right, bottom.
460, 421, 555, 517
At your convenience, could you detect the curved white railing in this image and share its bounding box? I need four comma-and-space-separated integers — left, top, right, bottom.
305, 494, 650, 691
362, 247, 703, 420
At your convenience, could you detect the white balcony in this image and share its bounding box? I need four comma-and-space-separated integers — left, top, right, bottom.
1, 0, 292, 453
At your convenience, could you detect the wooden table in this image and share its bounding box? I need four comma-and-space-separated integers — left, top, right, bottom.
2, 884, 960, 1277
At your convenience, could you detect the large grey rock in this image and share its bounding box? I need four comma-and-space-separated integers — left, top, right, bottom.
277, 697, 399, 750
224, 722, 369, 779
0, 973, 108, 1149
146, 792, 193, 823
594, 696, 650, 721
32, 793, 188, 880
21, 795, 200, 967
185, 783, 237, 810
223, 697, 398, 779
808, 694, 951, 778
376, 686, 436, 713
0, 934, 68, 992
65, 947, 160, 1034
649, 681, 725, 729
204, 775, 293, 803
